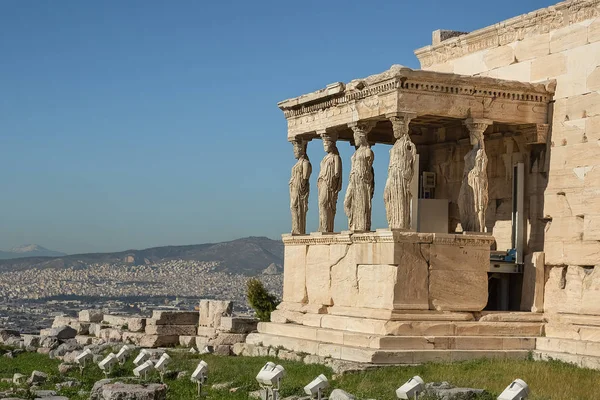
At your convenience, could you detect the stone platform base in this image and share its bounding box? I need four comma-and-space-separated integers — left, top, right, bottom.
533, 313, 600, 370
249, 312, 544, 364
533, 348, 600, 369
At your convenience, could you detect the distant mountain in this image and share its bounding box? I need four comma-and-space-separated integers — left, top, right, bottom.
0, 237, 283, 276
0, 244, 66, 260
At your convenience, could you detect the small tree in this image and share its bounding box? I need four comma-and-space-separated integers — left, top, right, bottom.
246, 278, 279, 322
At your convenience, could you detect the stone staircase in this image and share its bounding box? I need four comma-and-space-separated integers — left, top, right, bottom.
247, 312, 544, 364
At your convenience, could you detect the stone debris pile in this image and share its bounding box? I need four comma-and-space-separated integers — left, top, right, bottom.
0, 299, 258, 355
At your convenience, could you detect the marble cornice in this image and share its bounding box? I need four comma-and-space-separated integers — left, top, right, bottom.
277, 65, 554, 120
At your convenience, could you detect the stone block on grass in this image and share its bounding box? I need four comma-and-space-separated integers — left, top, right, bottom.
148, 311, 199, 326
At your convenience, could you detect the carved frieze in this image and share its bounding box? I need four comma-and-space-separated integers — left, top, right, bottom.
281, 230, 493, 247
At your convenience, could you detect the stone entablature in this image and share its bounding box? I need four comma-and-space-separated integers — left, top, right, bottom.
414, 0, 600, 68
279, 66, 554, 140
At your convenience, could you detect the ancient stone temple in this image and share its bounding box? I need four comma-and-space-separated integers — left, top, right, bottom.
248, 0, 600, 367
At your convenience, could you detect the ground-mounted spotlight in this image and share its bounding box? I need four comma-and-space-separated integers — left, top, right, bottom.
133, 360, 154, 380
498, 379, 529, 400
133, 349, 151, 366
98, 353, 118, 378
191, 360, 209, 397
255, 362, 275, 385
76, 348, 93, 368
115, 345, 133, 365
75, 348, 93, 375
304, 374, 329, 400
154, 353, 171, 382
255, 362, 285, 400
396, 376, 424, 400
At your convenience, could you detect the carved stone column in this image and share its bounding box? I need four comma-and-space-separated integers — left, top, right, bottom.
458, 118, 492, 233
384, 112, 417, 230
344, 121, 375, 231
289, 138, 312, 234
317, 131, 342, 232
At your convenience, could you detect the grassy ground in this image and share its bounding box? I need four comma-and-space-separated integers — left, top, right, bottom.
1, 347, 600, 399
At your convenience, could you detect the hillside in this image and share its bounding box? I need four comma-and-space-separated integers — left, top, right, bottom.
0, 236, 283, 275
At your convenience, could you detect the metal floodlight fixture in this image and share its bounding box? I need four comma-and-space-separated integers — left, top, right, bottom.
191, 360, 209, 383
261, 364, 285, 387
497, 379, 529, 400
154, 352, 171, 372
133, 360, 154, 378
304, 374, 329, 399
116, 345, 133, 364
75, 349, 93, 367
191, 360, 209, 397
396, 376, 425, 400
255, 362, 277, 385
134, 349, 151, 366
98, 353, 118, 373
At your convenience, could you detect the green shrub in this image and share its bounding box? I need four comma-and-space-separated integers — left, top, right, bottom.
246, 278, 279, 322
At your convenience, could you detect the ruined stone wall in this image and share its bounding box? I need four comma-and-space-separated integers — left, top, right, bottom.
416, 0, 600, 346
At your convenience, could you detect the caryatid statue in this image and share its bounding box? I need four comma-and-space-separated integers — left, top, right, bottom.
317, 132, 342, 232
384, 113, 417, 230
458, 119, 491, 232
344, 122, 375, 231
289, 138, 312, 235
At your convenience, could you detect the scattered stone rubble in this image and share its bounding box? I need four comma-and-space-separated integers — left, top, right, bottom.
0, 300, 491, 400
424, 382, 488, 400
0, 300, 258, 357
0, 299, 259, 399
90, 379, 167, 400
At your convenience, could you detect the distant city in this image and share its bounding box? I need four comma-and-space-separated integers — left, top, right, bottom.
0, 237, 283, 333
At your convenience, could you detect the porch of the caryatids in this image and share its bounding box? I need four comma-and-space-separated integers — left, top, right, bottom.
384, 112, 417, 230
289, 138, 312, 235
458, 118, 491, 233
317, 131, 342, 233
344, 121, 375, 232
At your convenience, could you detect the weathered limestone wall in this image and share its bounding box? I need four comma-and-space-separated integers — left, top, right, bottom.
281, 231, 494, 314
415, 0, 600, 364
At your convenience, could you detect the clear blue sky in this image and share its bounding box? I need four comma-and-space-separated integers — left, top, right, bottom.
0, 0, 553, 254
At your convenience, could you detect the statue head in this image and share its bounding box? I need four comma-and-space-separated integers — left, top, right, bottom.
353, 132, 368, 148
319, 132, 339, 154
470, 131, 484, 146
392, 119, 409, 140
323, 139, 336, 153
292, 139, 306, 160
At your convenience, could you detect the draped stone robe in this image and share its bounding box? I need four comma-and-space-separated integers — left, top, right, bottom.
344, 145, 374, 231
290, 157, 312, 234
317, 152, 342, 232
384, 134, 416, 230
458, 143, 488, 232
